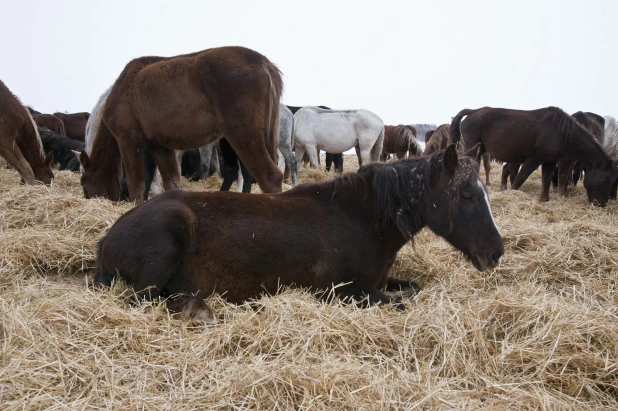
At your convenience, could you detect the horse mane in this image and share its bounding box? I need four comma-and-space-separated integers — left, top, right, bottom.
548, 107, 576, 142
85, 86, 113, 155
23, 105, 45, 158
603, 116, 618, 161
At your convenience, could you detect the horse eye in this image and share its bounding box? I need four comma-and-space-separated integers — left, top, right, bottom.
461, 192, 474, 200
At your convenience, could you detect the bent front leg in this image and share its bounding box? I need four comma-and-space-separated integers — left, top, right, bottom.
336, 278, 405, 310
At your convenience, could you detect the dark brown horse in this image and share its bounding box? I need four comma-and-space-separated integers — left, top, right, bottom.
78, 46, 283, 203
451, 107, 616, 205
380, 125, 421, 161
423, 124, 450, 155
0, 80, 54, 184
33, 114, 65, 135
94, 146, 504, 319
53, 112, 89, 142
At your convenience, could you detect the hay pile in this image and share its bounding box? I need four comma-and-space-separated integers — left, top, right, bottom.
1, 159, 617, 409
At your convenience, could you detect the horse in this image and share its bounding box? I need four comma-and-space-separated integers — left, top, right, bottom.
78, 46, 283, 204
286, 105, 331, 114
94, 145, 505, 321
53, 112, 89, 141
423, 124, 450, 155
603, 116, 618, 198
451, 107, 616, 205
33, 114, 65, 136
0, 80, 54, 184
294, 107, 384, 168
550, 111, 605, 192
380, 125, 422, 161
39, 127, 83, 171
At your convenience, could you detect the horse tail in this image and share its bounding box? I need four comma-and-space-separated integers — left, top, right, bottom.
57, 118, 66, 136
450, 109, 473, 150
93, 238, 116, 287
263, 62, 283, 163
371, 125, 385, 162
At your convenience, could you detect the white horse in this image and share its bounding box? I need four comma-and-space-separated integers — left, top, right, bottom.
293, 107, 384, 168
603, 116, 618, 161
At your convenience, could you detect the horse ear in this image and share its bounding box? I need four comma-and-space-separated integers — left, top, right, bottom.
464, 142, 481, 159
78, 150, 90, 168
443, 144, 458, 173
44, 152, 54, 166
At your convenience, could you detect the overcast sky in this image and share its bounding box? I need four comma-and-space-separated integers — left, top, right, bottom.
1, 0, 615, 126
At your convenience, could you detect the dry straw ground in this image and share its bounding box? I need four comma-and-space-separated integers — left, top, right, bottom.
1, 155, 617, 410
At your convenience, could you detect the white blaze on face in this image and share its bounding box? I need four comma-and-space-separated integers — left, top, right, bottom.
477, 178, 501, 236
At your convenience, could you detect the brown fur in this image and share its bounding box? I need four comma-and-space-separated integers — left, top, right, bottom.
53, 112, 89, 141
425, 129, 435, 143
95, 148, 504, 312
423, 124, 450, 155
380, 125, 421, 161
0, 80, 54, 184
450, 106, 616, 205
80, 47, 283, 203
33, 114, 65, 135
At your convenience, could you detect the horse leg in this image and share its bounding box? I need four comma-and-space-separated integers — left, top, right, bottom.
198, 144, 213, 178
557, 159, 574, 197
295, 146, 307, 169
117, 140, 146, 203
0, 143, 36, 184
511, 158, 543, 190
149, 145, 182, 192
540, 161, 558, 202
306, 145, 320, 168
325, 153, 333, 172
239, 160, 253, 193
385, 277, 421, 294
395, 151, 406, 160
335, 278, 405, 310
509, 163, 520, 188
500, 164, 510, 191
359, 146, 372, 167
354, 145, 362, 166
334, 154, 344, 174
278, 139, 296, 185
482, 152, 491, 185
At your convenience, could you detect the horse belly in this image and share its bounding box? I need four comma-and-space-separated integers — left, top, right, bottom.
313, 122, 357, 153
134, 72, 219, 149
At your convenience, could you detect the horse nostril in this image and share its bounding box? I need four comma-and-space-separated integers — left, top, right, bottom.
491, 251, 503, 264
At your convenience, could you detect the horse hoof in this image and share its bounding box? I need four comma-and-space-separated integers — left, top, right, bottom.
392, 300, 406, 311
500, 184, 507, 191
167, 296, 217, 326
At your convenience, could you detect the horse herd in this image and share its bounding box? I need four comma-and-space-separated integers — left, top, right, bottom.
1, 45, 616, 323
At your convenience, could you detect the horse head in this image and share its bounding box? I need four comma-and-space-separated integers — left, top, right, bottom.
424, 145, 504, 271
33, 152, 54, 185
75, 150, 121, 201
583, 159, 617, 206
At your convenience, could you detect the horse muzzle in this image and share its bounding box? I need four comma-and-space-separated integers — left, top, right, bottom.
472, 249, 504, 271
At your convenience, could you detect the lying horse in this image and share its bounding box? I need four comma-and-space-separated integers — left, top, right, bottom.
451, 106, 616, 205
78, 46, 283, 203
94, 145, 505, 320
33, 114, 65, 136
423, 124, 449, 155
0, 80, 54, 184
380, 125, 422, 161
39, 127, 83, 171
294, 107, 384, 167
53, 112, 89, 141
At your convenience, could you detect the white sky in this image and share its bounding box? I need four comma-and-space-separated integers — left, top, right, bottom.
1, 0, 616, 126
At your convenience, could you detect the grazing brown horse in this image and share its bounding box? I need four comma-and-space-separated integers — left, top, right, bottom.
451, 107, 616, 205
95, 146, 505, 320
33, 114, 65, 135
0, 80, 54, 184
53, 112, 89, 141
423, 124, 450, 155
380, 125, 422, 161
78, 46, 283, 203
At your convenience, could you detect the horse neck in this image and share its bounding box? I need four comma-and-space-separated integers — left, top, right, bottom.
89, 122, 120, 177
567, 125, 611, 167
